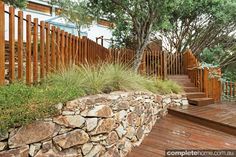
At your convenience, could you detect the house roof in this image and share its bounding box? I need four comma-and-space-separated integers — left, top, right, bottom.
45, 16, 77, 28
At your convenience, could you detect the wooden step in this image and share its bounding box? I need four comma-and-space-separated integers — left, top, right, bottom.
170, 79, 192, 84
183, 87, 199, 92
168, 107, 236, 136
177, 82, 195, 87
188, 97, 214, 106
168, 75, 189, 79
186, 92, 206, 99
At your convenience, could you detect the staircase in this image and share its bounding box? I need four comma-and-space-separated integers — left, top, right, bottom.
168, 75, 214, 106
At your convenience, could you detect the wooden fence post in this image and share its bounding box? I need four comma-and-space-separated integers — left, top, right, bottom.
0, 2, 5, 85
234, 82, 236, 97
9, 7, 15, 82
65, 32, 68, 66
218, 80, 222, 102
40, 21, 45, 79
51, 26, 56, 70
163, 52, 167, 80
26, 15, 32, 85
75, 37, 79, 65
203, 67, 209, 97
83, 36, 88, 62
45, 23, 50, 74
33, 18, 38, 83
56, 27, 60, 70
226, 81, 228, 96
61, 30, 65, 67
68, 34, 72, 65
18, 11, 23, 80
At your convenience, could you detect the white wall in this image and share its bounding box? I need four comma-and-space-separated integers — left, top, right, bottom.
82, 22, 113, 48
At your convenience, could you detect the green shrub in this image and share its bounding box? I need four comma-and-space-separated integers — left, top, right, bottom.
0, 63, 182, 133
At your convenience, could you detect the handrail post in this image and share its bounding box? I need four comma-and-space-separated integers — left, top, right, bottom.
0, 2, 5, 85
203, 67, 209, 97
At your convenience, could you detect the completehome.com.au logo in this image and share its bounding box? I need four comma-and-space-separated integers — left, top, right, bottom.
165, 150, 236, 157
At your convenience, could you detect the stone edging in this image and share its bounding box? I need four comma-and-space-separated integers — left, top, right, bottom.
0, 91, 188, 157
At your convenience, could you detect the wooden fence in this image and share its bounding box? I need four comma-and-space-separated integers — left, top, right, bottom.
109, 48, 167, 79
167, 52, 184, 75
0, 2, 109, 85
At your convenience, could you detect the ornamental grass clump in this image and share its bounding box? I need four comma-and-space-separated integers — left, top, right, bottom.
0, 63, 182, 133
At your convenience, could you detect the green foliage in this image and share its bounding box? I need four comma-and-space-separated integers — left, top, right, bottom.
3, 0, 27, 8
200, 46, 236, 81
51, 0, 94, 36
162, 0, 236, 54
200, 46, 225, 66
0, 64, 182, 133
223, 71, 236, 82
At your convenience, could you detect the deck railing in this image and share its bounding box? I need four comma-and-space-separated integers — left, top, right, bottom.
222, 80, 236, 101
183, 50, 222, 102
0, 2, 109, 85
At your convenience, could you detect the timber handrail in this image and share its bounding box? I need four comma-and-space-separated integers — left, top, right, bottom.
184, 49, 221, 102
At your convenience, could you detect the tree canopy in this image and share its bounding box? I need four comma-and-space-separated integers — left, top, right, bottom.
3, 0, 27, 8
159, 0, 236, 54
51, 0, 94, 36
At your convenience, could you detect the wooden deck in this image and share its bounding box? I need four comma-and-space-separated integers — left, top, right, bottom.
169, 102, 236, 136
128, 114, 236, 157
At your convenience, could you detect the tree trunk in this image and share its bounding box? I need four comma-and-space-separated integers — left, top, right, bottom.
77, 25, 81, 37
133, 47, 145, 72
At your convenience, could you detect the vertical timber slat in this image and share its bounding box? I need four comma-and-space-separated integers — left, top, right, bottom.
40, 21, 45, 79
18, 11, 23, 80
9, 7, 15, 82
45, 23, 50, 74
33, 18, 38, 83
51, 26, 56, 71
0, 2, 5, 85
26, 15, 32, 85
56, 27, 60, 70
61, 30, 65, 67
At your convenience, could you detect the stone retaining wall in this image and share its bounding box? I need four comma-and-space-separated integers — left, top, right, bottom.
0, 91, 188, 157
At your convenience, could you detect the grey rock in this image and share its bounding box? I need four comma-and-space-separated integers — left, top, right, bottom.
86, 118, 98, 131
82, 143, 93, 155
29, 143, 41, 156
8, 121, 58, 148
53, 129, 89, 149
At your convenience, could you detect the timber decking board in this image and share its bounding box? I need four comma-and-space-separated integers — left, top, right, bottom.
168, 103, 236, 136
128, 115, 236, 157
170, 103, 236, 128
